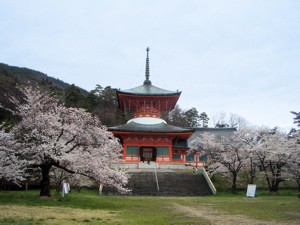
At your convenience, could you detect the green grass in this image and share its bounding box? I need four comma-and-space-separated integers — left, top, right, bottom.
0, 189, 299, 225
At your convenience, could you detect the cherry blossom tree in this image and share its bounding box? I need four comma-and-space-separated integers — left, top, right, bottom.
284, 131, 300, 191
8, 86, 129, 196
248, 128, 298, 192
286, 146, 300, 191
0, 129, 25, 186
190, 128, 251, 192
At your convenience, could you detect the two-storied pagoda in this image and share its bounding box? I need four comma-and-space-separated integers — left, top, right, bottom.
109, 48, 193, 168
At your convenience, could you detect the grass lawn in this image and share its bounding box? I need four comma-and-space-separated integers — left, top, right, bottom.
0, 189, 299, 225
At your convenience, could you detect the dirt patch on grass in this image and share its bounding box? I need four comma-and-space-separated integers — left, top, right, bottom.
0, 205, 120, 225
171, 203, 286, 225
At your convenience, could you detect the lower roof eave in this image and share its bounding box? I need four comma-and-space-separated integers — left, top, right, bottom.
109, 130, 193, 136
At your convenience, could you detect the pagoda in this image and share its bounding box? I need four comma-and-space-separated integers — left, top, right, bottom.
109, 48, 193, 168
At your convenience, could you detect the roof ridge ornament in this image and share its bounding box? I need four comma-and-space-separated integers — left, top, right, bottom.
144, 47, 152, 85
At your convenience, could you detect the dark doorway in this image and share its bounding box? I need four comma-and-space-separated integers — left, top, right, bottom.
140, 147, 156, 162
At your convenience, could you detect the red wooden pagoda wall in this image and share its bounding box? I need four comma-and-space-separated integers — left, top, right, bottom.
119, 134, 189, 164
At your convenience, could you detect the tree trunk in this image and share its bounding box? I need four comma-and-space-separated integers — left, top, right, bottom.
269, 179, 281, 192
249, 174, 255, 184
270, 184, 279, 192
232, 174, 237, 193
269, 165, 283, 193
40, 165, 52, 197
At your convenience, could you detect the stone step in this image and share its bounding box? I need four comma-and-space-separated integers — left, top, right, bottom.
138, 161, 157, 169
103, 171, 213, 196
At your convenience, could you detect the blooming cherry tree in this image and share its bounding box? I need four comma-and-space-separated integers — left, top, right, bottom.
190, 128, 251, 192
245, 128, 298, 192
285, 143, 300, 191
9, 86, 129, 196
0, 129, 25, 185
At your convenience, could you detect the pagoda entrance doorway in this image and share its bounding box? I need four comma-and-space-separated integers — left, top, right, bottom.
140, 147, 156, 162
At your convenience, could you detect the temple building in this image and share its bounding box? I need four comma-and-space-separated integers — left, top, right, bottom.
109, 48, 194, 169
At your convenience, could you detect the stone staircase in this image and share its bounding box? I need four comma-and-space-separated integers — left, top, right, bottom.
158, 172, 212, 196
103, 170, 213, 196
127, 171, 159, 196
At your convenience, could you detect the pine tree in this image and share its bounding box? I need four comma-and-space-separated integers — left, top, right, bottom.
199, 112, 209, 127
291, 111, 300, 128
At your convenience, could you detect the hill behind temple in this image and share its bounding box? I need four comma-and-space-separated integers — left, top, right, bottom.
0, 63, 123, 127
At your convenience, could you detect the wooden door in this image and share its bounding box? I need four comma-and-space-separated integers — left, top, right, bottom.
143, 148, 153, 161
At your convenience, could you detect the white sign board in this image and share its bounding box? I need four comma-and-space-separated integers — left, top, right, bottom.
63, 182, 69, 194
246, 184, 256, 197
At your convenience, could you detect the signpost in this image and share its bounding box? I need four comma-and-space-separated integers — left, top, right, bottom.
246, 184, 256, 198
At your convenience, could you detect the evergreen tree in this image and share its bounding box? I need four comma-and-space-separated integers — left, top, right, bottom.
64, 84, 85, 108
184, 107, 200, 128
291, 111, 300, 128
167, 105, 187, 127
199, 112, 209, 127
86, 85, 122, 126
85, 92, 98, 112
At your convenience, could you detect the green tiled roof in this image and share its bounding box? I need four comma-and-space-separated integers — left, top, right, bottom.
109, 122, 192, 133
118, 84, 180, 96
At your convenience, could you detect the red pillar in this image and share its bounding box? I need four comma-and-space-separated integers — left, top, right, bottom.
123, 145, 127, 160
168, 144, 172, 162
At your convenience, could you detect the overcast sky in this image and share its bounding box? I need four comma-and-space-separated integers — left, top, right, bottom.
1, 0, 299, 130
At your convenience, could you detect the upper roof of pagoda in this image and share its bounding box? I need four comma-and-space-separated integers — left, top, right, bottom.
117, 83, 181, 96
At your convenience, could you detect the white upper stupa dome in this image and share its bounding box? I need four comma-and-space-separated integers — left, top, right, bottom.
127, 117, 167, 125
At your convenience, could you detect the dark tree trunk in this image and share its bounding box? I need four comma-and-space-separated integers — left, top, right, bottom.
269, 164, 283, 193
232, 174, 237, 193
40, 165, 52, 197
269, 179, 282, 192
270, 184, 279, 192
249, 157, 255, 184
249, 174, 255, 184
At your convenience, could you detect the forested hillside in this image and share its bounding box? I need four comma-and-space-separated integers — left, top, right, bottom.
0, 63, 77, 100
0, 63, 124, 127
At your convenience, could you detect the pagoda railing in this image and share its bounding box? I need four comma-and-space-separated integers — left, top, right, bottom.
133, 106, 161, 118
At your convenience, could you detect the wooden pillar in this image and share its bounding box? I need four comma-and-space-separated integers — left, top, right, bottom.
123, 145, 127, 160
168, 145, 172, 162
139, 145, 141, 161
